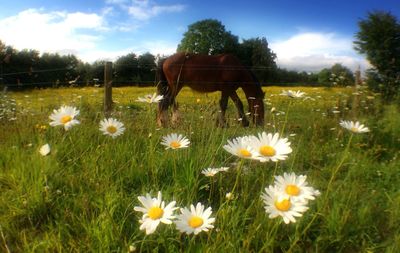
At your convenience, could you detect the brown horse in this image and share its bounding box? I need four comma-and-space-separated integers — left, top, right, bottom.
157, 52, 265, 127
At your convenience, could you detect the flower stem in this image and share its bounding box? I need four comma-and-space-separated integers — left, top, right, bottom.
230, 160, 244, 194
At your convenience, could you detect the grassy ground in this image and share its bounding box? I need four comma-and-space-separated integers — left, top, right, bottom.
0, 86, 399, 252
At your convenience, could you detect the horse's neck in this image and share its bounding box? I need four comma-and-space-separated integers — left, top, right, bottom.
241, 81, 262, 100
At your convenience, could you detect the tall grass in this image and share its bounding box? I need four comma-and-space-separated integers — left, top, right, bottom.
0, 86, 399, 252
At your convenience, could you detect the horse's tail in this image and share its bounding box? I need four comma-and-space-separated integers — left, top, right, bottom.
156, 58, 169, 98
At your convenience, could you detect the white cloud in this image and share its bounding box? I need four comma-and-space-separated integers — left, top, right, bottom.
126, 0, 185, 21
78, 41, 177, 63
0, 9, 105, 54
136, 40, 177, 56
270, 32, 370, 72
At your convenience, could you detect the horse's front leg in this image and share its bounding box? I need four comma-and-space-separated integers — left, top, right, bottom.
216, 91, 229, 127
171, 101, 181, 126
230, 92, 249, 127
157, 94, 172, 127
171, 85, 183, 126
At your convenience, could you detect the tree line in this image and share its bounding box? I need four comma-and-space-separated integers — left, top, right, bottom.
0, 43, 160, 89
0, 38, 354, 90
1, 10, 399, 101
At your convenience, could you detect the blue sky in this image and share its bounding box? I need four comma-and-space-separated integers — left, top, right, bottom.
0, 0, 399, 72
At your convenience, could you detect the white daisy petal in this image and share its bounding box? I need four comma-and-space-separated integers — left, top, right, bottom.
161, 133, 190, 149
49, 105, 80, 131
339, 120, 369, 133
175, 203, 215, 235
133, 191, 177, 234
39, 143, 51, 156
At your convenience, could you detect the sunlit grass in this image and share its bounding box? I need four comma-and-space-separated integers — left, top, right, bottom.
0, 85, 399, 252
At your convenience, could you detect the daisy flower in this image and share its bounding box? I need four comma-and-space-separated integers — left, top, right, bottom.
339, 120, 370, 133
39, 144, 51, 156
261, 185, 309, 224
99, 118, 125, 138
175, 202, 215, 235
223, 136, 259, 159
49, 106, 80, 130
252, 132, 292, 162
133, 191, 177, 235
161, 133, 190, 149
137, 93, 164, 103
201, 168, 220, 177
280, 90, 306, 98
274, 172, 320, 202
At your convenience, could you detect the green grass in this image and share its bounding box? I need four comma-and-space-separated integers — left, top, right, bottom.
0, 86, 399, 252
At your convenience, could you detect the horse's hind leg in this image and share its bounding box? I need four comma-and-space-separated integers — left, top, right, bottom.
216, 91, 229, 127
230, 91, 249, 127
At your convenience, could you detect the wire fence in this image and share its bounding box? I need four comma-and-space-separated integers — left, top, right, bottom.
0, 62, 322, 91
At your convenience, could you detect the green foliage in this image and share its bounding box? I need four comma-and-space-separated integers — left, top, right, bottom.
354, 11, 400, 100
237, 37, 277, 83
0, 86, 399, 252
137, 52, 156, 86
274, 69, 318, 86
177, 19, 239, 55
114, 53, 139, 85
318, 63, 354, 87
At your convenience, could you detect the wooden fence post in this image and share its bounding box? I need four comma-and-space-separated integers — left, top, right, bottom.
104, 62, 113, 116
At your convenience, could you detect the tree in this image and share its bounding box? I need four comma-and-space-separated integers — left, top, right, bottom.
114, 53, 139, 85
177, 19, 239, 55
318, 63, 354, 87
35, 53, 79, 87
237, 37, 277, 83
354, 11, 400, 99
138, 52, 156, 86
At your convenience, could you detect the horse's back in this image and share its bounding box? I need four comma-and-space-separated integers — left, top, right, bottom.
163, 53, 247, 92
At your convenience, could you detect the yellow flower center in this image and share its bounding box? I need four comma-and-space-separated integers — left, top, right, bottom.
188, 216, 204, 228
259, 145, 276, 157
275, 198, 291, 211
285, 185, 300, 196
350, 127, 359, 133
148, 206, 164, 220
106, 125, 117, 134
170, 141, 181, 148
239, 148, 252, 157
60, 115, 72, 124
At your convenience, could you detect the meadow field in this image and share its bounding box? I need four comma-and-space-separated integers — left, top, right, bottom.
0, 85, 399, 252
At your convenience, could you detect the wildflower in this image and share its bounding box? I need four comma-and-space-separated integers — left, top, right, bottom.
223, 136, 258, 159
280, 90, 306, 98
99, 118, 125, 138
225, 192, 234, 200
161, 133, 190, 149
274, 172, 320, 202
261, 185, 308, 224
49, 106, 80, 130
201, 168, 220, 177
175, 202, 215, 235
39, 144, 51, 156
339, 120, 369, 133
137, 93, 163, 103
133, 191, 177, 235
252, 132, 292, 162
